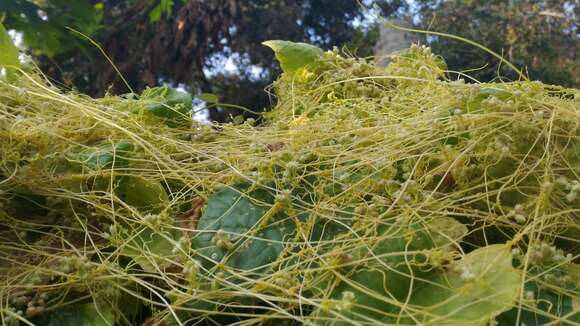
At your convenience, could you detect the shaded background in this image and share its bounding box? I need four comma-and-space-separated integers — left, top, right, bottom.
1, 0, 578, 122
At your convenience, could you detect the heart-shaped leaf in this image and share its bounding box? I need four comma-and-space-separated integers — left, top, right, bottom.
0, 23, 19, 70
191, 187, 293, 273
263, 40, 324, 75
402, 244, 521, 325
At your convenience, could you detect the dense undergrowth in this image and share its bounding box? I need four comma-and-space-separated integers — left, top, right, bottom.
0, 41, 578, 325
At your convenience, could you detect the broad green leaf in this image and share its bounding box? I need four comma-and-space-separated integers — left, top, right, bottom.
316, 217, 467, 325
161, 0, 175, 14
466, 85, 513, 112
141, 86, 193, 122
0, 23, 20, 70
117, 176, 169, 213
195, 92, 219, 104
149, 4, 162, 22
74, 141, 133, 170
116, 177, 173, 272
423, 216, 468, 250
496, 263, 580, 325
164, 87, 193, 110
263, 40, 324, 74
191, 187, 293, 273
478, 86, 512, 100
32, 303, 115, 326
496, 283, 579, 326
402, 244, 521, 325
121, 226, 179, 273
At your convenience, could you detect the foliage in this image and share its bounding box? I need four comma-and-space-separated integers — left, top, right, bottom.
0, 23, 20, 71
0, 0, 237, 99
31, 303, 115, 326
192, 187, 291, 273
413, 0, 579, 87
4, 0, 576, 121
0, 0, 101, 58
0, 0, 405, 121
0, 40, 578, 325
262, 40, 324, 75
402, 245, 521, 325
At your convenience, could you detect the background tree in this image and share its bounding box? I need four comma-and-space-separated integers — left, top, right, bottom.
1, 0, 577, 122
0, 0, 406, 121
412, 0, 578, 87
0, 1, 239, 100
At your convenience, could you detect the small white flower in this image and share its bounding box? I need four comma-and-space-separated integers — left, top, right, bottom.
460, 265, 476, 281
524, 291, 535, 301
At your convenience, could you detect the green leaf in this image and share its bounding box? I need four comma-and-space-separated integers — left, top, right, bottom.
478, 86, 512, 100
402, 244, 521, 325
316, 217, 467, 325
74, 141, 133, 170
418, 216, 468, 250
496, 284, 579, 326
165, 87, 192, 109
117, 176, 169, 213
191, 187, 293, 273
116, 177, 173, 272
149, 4, 162, 22
32, 303, 115, 326
142, 86, 192, 122
121, 226, 179, 273
161, 0, 174, 14
496, 263, 580, 325
263, 40, 324, 74
0, 23, 20, 70
195, 92, 219, 104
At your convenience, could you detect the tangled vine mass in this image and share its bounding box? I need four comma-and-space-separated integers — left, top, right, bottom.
0, 42, 578, 325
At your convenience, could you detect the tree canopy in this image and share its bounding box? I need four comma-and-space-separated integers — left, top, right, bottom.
1, 0, 577, 121
414, 0, 578, 87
